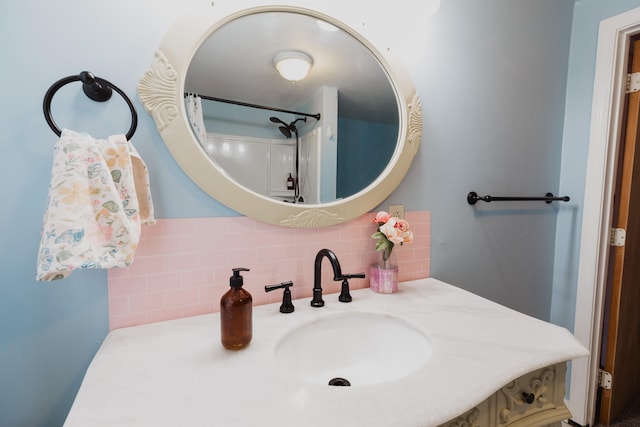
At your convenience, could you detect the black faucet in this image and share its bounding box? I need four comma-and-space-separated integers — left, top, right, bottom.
338, 273, 366, 303
311, 249, 343, 307
265, 281, 295, 313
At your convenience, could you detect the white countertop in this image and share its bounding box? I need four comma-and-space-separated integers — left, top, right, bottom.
64, 278, 588, 427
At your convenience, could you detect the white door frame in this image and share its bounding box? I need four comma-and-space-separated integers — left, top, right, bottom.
569, 6, 640, 426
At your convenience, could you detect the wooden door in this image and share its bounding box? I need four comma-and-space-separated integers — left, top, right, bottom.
598, 38, 640, 425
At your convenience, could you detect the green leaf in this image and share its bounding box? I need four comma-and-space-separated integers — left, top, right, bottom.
371, 231, 385, 240
375, 239, 389, 252
102, 200, 120, 213
56, 250, 73, 262
63, 143, 80, 153
111, 170, 122, 183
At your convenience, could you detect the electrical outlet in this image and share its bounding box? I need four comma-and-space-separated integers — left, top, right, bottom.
389, 204, 405, 220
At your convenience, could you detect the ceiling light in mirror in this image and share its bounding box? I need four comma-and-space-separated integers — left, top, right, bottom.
273, 51, 313, 82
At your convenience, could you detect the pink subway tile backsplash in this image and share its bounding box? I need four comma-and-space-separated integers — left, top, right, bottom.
108, 211, 430, 329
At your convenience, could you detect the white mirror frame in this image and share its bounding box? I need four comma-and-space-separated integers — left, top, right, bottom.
138, 5, 422, 228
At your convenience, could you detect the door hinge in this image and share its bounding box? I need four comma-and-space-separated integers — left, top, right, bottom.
598, 369, 612, 390
610, 228, 626, 247
627, 72, 640, 93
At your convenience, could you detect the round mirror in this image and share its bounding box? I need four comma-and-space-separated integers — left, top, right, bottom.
138, 5, 422, 227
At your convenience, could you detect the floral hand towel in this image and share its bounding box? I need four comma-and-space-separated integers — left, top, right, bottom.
37, 129, 155, 281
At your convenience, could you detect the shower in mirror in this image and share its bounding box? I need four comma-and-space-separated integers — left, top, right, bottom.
270, 116, 307, 203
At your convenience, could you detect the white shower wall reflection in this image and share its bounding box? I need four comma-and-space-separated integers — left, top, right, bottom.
203, 129, 333, 204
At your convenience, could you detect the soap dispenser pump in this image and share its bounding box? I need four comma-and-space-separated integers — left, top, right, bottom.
220, 267, 252, 350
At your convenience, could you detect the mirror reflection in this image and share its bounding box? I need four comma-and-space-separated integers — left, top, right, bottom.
184, 11, 399, 204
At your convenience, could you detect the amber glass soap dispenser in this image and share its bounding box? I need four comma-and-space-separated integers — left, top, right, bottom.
220, 267, 252, 350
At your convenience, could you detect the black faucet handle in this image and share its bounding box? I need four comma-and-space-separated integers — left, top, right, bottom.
265, 281, 295, 313
338, 272, 366, 303
342, 272, 366, 279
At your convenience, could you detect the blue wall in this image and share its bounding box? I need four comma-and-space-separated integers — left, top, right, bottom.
416, 0, 574, 319
0, 1, 230, 426
0, 0, 614, 425
337, 117, 397, 198
551, 0, 640, 332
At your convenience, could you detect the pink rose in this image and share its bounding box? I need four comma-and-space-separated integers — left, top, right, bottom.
400, 229, 414, 244
395, 219, 410, 232
379, 218, 402, 244
372, 211, 413, 253
373, 211, 392, 224
380, 217, 413, 245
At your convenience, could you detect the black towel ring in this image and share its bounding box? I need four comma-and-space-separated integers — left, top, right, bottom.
43, 71, 138, 140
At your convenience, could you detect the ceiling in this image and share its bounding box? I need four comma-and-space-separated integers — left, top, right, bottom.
185, 11, 399, 124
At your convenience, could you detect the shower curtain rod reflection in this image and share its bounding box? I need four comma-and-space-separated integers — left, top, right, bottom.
185, 93, 321, 120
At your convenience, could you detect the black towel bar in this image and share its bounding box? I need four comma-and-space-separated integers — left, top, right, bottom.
43, 71, 137, 140
467, 191, 570, 205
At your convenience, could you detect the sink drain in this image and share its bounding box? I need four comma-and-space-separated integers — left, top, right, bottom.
328, 377, 351, 386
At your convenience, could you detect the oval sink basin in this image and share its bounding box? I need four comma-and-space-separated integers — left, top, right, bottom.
274, 311, 432, 387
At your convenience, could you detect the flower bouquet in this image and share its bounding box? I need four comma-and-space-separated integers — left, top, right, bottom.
370, 211, 413, 293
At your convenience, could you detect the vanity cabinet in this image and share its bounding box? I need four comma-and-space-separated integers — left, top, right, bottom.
440, 363, 569, 427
